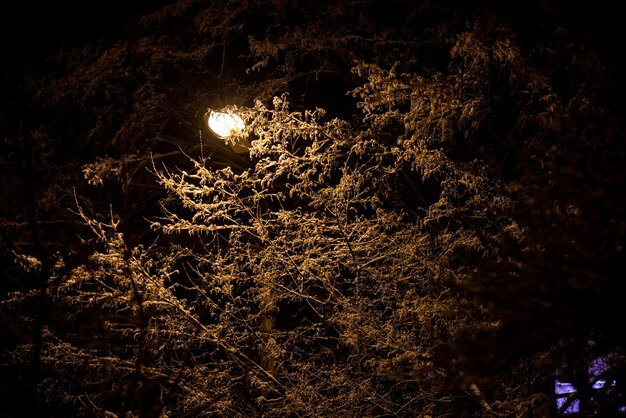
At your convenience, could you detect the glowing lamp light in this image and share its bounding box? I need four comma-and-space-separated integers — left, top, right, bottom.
207, 111, 245, 139
204, 110, 251, 153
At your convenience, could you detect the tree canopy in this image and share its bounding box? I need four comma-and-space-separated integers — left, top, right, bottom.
1, 0, 625, 416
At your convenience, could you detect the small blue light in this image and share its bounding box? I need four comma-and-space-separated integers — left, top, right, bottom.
592, 379, 606, 389
556, 397, 580, 415
555, 380, 577, 394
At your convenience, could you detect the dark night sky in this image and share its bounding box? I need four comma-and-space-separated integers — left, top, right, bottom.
2, 1, 624, 89
2, 1, 165, 69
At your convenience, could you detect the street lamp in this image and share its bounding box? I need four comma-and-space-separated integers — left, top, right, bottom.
204, 109, 251, 153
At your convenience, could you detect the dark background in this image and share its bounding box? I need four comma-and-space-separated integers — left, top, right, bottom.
2, 1, 625, 416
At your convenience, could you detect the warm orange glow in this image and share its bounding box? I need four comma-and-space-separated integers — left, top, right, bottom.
207, 111, 245, 139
